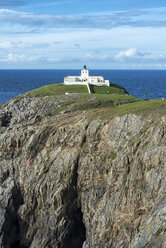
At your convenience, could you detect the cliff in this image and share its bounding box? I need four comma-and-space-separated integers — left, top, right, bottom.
0, 95, 166, 248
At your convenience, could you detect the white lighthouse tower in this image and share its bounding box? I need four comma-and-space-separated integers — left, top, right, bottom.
80, 65, 89, 81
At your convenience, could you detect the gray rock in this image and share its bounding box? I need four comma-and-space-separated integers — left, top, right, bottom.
0, 96, 166, 247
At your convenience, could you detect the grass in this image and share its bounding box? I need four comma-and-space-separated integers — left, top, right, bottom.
28, 83, 89, 96
87, 99, 166, 120
111, 99, 166, 115
92, 83, 127, 94
28, 83, 129, 97
26, 82, 166, 119
51, 94, 141, 115
95, 93, 140, 104
28, 83, 140, 105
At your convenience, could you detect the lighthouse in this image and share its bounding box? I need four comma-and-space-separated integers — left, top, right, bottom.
64, 65, 110, 86
80, 65, 89, 81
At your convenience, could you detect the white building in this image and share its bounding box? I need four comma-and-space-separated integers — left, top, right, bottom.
64, 66, 110, 87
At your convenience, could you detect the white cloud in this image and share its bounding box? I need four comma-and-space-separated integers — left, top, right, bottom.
0, 8, 166, 31
1, 26, 166, 69
46, 57, 61, 63
0, 40, 62, 51
0, 53, 34, 63
115, 48, 166, 62
0, 53, 61, 64
6, 53, 26, 62
85, 53, 94, 59
131, 63, 166, 69
0, 41, 13, 49
115, 48, 140, 61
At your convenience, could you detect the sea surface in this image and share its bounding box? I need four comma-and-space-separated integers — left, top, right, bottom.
0, 69, 166, 104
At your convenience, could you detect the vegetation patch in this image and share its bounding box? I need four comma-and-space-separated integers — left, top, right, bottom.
93, 83, 127, 94
87, 99, 166, 120
28, 83, 89, 96
25, 83, 166, 119
28, 83, 128, 97
110, 153, 117, 161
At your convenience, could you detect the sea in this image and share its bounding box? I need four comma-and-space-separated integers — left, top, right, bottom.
0, 69, 166, 104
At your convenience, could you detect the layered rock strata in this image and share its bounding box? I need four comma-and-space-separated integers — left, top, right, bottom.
0, 97, 166, 248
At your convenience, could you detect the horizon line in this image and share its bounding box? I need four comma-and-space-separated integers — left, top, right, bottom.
0, 68, 165, 70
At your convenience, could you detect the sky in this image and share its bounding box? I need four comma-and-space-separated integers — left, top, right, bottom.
0, 0, 166, 69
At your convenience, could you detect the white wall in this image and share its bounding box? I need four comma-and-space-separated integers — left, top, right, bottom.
64, 75, 110, 87
80, 69, 89, 80
64, 81, 88, 85
90, 82, 109, 86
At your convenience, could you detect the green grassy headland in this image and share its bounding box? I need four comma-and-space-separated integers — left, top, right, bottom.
28, 82, 128, 96
26, 82, 166, 119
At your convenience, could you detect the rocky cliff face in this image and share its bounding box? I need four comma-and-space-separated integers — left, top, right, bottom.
0, 96, 166, 248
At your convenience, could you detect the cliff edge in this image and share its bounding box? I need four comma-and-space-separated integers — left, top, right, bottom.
0, 95, 166, 248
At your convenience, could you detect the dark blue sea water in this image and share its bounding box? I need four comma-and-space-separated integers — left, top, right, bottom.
0, 69, 166, 104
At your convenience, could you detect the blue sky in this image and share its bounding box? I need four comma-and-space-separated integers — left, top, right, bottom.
0, 0, 166, 69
